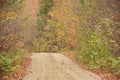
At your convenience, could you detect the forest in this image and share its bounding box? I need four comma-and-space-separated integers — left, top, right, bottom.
0, 0, 120, 80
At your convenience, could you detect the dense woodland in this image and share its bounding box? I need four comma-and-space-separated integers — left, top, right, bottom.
0, 0, 120, 80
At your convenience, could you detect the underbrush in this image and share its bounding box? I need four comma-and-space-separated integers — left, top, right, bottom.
0, 48, 27, 79
0, 0, 34, 79
76, 30, 120, 75
75, 0, 120, 79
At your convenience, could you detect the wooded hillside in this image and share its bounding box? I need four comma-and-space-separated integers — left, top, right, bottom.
0, 0, 36, 79
35, 0, 120, 79
0, 0, 120, 80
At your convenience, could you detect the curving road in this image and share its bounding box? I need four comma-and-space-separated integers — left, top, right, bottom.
23, 53, 101, 80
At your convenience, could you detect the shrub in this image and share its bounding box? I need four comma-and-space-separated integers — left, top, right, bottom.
76, 0, 120, 77
0, 48, 26, 78
77, 30, 111, 69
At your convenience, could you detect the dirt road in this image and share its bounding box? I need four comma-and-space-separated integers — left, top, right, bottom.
23, 53, 101, 80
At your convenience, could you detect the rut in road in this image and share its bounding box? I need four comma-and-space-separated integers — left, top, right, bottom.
23, 53, 101, 80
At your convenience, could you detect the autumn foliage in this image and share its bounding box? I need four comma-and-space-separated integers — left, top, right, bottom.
0, 0, 120, 79
36, 0, 120, 79
0, 0, 35, 78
